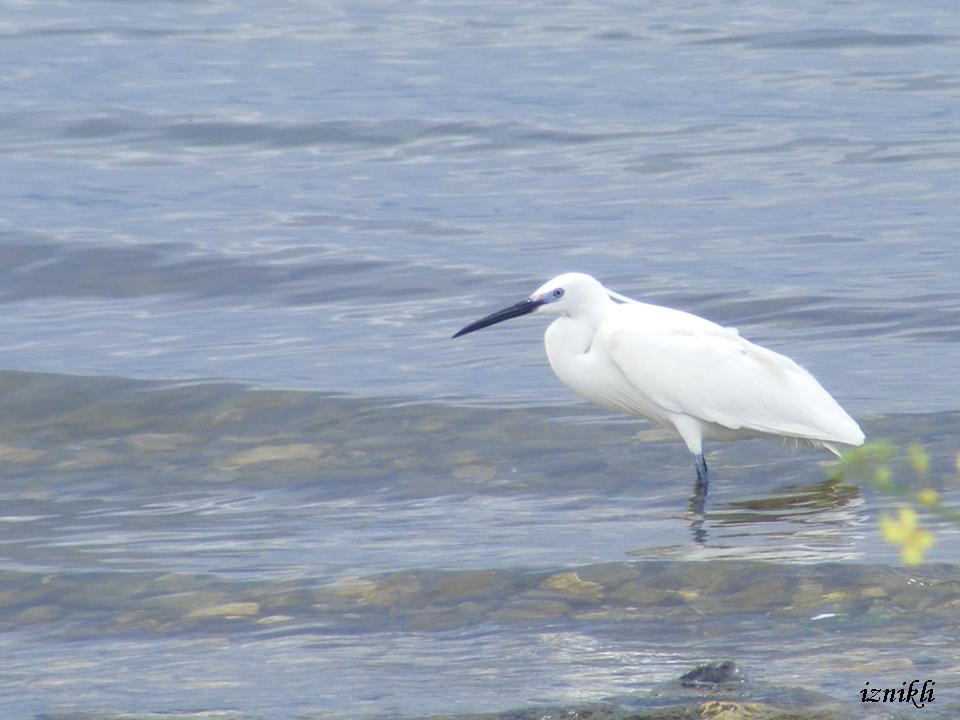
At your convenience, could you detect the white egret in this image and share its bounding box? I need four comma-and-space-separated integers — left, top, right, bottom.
453, 272, 864, 504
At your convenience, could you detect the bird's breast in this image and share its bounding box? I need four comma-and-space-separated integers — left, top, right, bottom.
543, 319, 666, 423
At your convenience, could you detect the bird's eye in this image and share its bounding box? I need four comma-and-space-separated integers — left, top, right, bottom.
553, 288, 564, 298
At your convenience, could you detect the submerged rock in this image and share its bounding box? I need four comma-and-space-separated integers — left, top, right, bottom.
221, 443, 326, 468
679, 661, 746, 688
185, 602, 260, 619
420, 661, 840, 719
540, 572, 605, 603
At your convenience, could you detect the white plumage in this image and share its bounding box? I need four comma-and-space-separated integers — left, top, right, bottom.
454, 272, 864, 502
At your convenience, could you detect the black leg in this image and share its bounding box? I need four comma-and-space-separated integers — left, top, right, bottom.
685, 454, 710, 543
694, 453, 709, 497
688, 454, 709, 517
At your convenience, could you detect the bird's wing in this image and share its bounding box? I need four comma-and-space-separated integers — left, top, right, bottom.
599, 303, 864, 445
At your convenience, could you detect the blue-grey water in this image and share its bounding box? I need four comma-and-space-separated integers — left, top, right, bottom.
2, 1, 959, 719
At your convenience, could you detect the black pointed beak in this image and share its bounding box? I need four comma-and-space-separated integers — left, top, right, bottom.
452, 297, 544, 339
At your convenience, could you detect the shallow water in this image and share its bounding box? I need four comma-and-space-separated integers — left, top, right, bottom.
1, 0, 960, 718
0, 373, 957, 718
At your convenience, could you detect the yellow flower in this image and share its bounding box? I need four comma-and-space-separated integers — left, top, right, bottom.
873, 465, 892, 490
916, 489, 940, 508
881, 507, 934, 565
902, 535, 934, 566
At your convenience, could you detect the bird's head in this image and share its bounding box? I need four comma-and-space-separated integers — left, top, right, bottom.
452, 272, 613, 338
530, 272, 611, 317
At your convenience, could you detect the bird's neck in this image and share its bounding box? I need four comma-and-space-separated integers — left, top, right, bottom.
547, 318, 593, 357
547, 297, 614, 355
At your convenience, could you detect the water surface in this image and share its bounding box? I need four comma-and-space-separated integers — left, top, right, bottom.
1, 1, 959, 718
